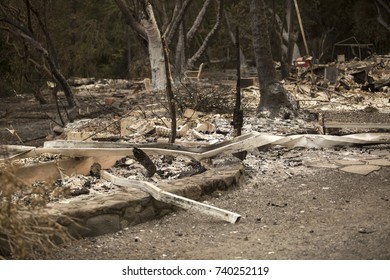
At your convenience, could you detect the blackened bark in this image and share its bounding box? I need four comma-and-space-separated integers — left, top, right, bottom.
162, 36, 177, 144
233, 27, 243, 137
281, 0, 296, 79
233, 27, 246, 161
250, 0, 295, 118
133, 147, 156, 177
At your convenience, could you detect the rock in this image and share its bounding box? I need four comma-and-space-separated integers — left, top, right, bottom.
339, 165, 381, 175
70, 187, 90, 196
52, 125, 64, 134
366, 159, 390, 166
195, 122, 216, 133
86, 214, 120, 236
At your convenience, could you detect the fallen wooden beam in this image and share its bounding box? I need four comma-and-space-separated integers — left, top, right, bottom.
100, 171, 241, 224
13, 156, 122, 185
324, 122, 390, 130
2, 132, 390, 162
1, 132, 282, 161
318, 112, 390, 134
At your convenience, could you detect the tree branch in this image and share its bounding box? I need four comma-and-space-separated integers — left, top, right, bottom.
114, 0, 147, 41
187, 0, 212, 43
376, 0, 390, 14
186, 0, 223, 69
164, 0, 192, 47
376, 0, 390, 32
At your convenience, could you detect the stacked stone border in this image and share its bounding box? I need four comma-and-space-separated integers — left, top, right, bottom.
48, 164, 244, 237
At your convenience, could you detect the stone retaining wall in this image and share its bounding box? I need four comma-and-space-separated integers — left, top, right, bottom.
50, 164, 243, 237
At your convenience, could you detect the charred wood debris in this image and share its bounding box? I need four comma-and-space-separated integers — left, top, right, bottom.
1, 54, 390, 201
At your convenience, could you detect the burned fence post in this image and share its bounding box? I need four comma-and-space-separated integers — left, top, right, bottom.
233, 26, 246, 160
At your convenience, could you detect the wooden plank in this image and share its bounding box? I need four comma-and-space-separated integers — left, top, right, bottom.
39, 132, 282, 160
324, 122, 390, 129
3, 132, 390, 162
101, 171, 241, 224
14, 158, 95, 185
12, 156, 122, 185
2, 132, 274, 160
0, 145, 36, 159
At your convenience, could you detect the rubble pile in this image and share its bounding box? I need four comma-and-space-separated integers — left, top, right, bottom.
287, 54, 390, 113
2, 54, 390, 205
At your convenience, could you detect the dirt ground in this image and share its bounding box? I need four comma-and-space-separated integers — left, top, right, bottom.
1, 82, 390, 260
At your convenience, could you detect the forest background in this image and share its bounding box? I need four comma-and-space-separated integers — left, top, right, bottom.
0, 0, 389, 99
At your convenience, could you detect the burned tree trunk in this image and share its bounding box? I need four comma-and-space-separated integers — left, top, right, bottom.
224, 10, 247, 68
233, 27, 243, 137
281, 0, 297, 79
250, 0, 296, 118
162, 36, 177, 144
233, 27, 246, 161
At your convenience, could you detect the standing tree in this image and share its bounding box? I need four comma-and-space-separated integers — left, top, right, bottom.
115, 0, 168, 90
250, 0, 296, 118
114, 0, 223, 89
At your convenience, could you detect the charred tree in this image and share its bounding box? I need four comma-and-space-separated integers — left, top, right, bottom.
232, 27, 246, 160
0, 1, 77, 109
250, 0, 296, 119
281, 0, 297, 79
162, 36, 177, 144
115, 0, 224, 83
233, 27, 243, 137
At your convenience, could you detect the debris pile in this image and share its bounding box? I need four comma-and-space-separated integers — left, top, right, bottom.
288, 54, 390, 113
1, 54, 390, 226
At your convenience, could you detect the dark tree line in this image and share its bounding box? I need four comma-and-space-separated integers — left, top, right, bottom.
0, 0, 389, 116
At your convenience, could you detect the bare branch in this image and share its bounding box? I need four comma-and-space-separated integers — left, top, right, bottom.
114, 0, 147, 41
376, 0, 390, 14
164, 0, 192, 47
187, 0, 212, 43
187, 0, 223, 69
376, 0, 390, 32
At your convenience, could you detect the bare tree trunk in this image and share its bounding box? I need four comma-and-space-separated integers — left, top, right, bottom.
141, 1, 166, 90
126, 27, 132, 80
174, 0, 186, 77
281, 0, 296, 79
250, 0, 295, 118
233, 27, 243, 137
115, 0, 223, 88
162, 37, 176, 144
114, 0, 147, 41
187, 0, 212, 43
187, 0, 223, 69
163, 0, 192, 47
48, 57, 77, 108
175, 25, 186, 77
224, 10, 247, 68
